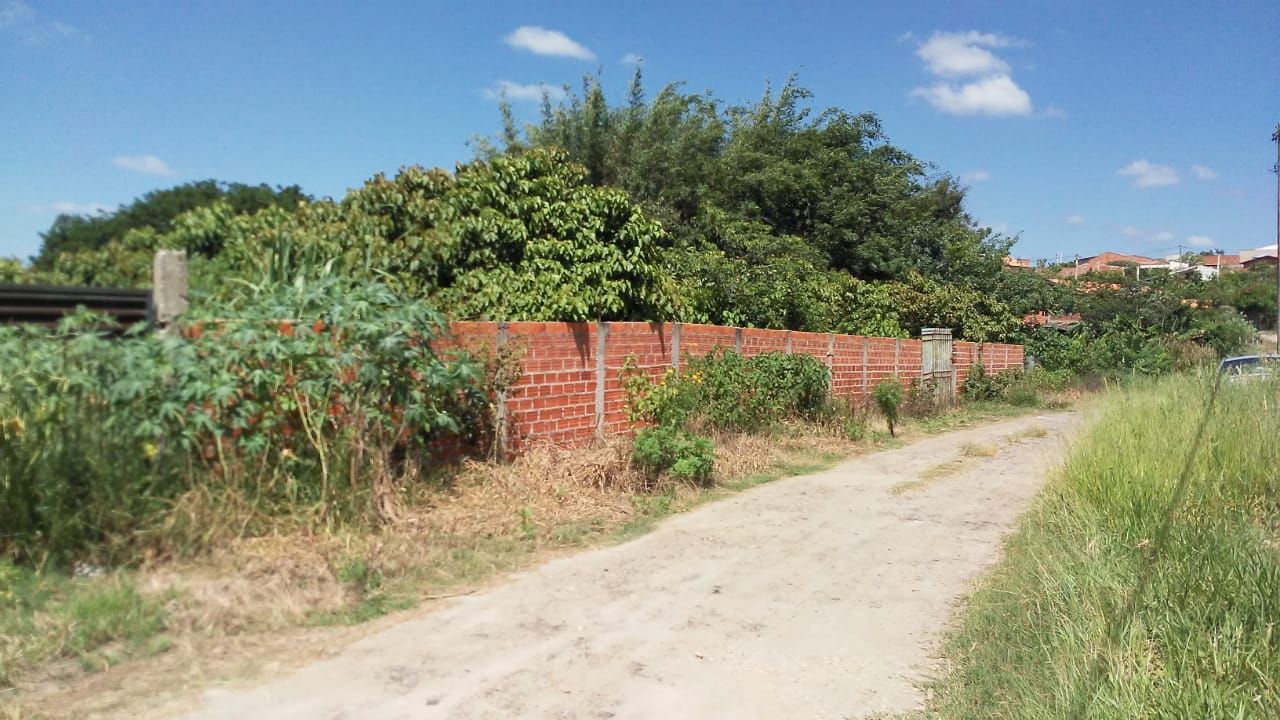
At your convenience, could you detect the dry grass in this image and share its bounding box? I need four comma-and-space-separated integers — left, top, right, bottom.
422, 439, 642, 536
890, 421, 1057, 497
961, 441, 998, 458
890, 459, 968, 495
1006, 424, 1049, 442
892, 440, 1005, 495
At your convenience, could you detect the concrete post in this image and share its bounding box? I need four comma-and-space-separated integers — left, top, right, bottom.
826, 333, 835, 388
861, 338, 869, 398
671, 322, 682, 372
152, 250, 188, 329
785, 330, 792, 354
594, 321, 609, 441
735, 327, 743, 354
893, 338, 901, 379
495, 322, 509, 461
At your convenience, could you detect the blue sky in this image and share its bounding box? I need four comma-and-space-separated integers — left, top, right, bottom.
2, 1, 1277, 263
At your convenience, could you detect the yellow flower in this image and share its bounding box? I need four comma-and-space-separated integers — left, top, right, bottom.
2, 417, 24, 439
142, 442, 158, 460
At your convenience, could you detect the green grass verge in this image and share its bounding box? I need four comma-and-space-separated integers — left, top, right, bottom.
927, 373, 1280, 718
0, 563, 169, 688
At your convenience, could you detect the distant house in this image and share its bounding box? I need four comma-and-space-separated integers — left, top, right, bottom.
1003, 256, 1032, 269
1056, 251, 1160, 279
1200, 253, 1243, 271
1242, 255, 1277, 270
1023, 312, 1081, 328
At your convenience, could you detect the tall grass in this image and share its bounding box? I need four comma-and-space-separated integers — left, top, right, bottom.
929, 373, 1280, 718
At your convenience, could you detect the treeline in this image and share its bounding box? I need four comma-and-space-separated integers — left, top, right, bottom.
3, 74, 1267, 371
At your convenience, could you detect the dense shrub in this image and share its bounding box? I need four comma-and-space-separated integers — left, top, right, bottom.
622, 350, 830, 433
961, 363, 1001, 401
631, 426, 715, 486
962, 363, 1069, 407
1019, 287, 1256, 378
747, 352, 831, 419
0, 280, 481, 564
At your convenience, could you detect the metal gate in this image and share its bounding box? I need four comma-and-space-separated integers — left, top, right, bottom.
920, 327, 955, 405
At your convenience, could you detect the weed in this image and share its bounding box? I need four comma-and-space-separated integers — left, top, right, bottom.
872, 380, 904, 436
518, 507, 537, 542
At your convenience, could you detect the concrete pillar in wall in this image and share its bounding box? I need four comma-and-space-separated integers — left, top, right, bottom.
495, 322, 510, 461
152, 250, 188, 331
671, 322, 682, 372
594, 321, 610, 441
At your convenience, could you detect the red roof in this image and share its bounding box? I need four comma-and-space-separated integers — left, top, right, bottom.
1056, 251, 1160, 279
1201, 254, 1242, 267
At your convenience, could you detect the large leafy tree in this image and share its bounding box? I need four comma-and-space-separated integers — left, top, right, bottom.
32, 180, 308, 267
499, 74, 1009, 277
491, 73, 1014, 335
38, 150, 675, 321
318, 148, 676, 320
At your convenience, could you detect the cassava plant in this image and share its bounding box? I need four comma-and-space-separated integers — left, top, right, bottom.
0, 279, 481, 564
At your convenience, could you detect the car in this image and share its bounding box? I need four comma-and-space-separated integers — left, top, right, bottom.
1218, 354, 1280, 381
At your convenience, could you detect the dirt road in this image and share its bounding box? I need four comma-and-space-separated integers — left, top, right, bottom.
181, 413, 1074, 720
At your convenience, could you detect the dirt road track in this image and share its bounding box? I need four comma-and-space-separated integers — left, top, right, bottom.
181, 413, 1074, 720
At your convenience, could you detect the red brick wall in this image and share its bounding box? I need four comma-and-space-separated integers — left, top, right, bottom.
447, 321, 1023, 453
954, 341, 1027, 392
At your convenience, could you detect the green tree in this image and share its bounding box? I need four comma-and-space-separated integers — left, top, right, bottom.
33, 180, 308, 267
203, 149, 676, 321
495, 73, 1014, 337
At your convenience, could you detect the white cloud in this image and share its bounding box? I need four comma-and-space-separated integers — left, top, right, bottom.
1041, 105, 1068, 119
960, 169, 991, 183
483, 81, 567, 102
1, 1, 78, 44
1122, 225, 1176, 244
504, 26, 594, 60
113, 154, 175, 176
1192, 163, 1216, 181
912, 74, 1032, 116
1187, 235, 1214, 247
50, 201, 108, 215
620, 52, 642, 66
22, 201, 109, 215
0, 1, 32, 27
907, 30, 1039, 117
1065, 214, 1084, 225
1117, 159, 1179, 188
915, 31, 1019, 77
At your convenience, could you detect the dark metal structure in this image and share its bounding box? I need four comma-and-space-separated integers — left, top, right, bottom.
0, 283, 152, 326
